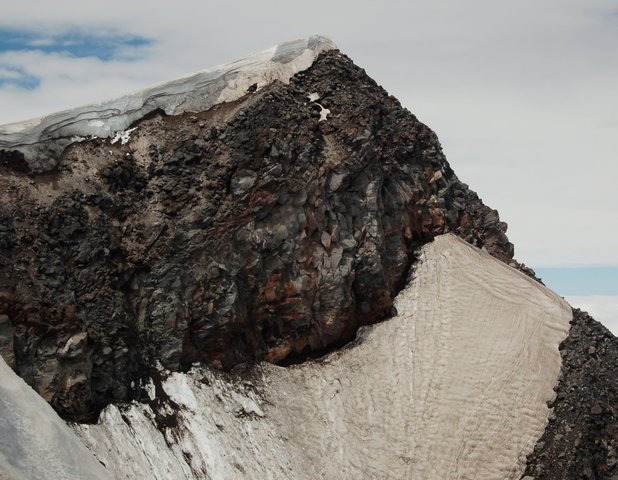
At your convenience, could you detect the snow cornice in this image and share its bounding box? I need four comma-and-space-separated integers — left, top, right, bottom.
0, 35, 337, 171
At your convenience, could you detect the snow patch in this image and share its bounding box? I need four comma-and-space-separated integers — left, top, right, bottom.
0, 355, 111, 479
306, 92, 329, 121
110, 127, 137, 145
144, 378, 156, 402
162, 372, 199, 411
317, 104, 330, 121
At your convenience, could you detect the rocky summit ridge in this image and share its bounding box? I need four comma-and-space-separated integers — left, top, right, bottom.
0, 37, 616, 479
0, 35, 336, 173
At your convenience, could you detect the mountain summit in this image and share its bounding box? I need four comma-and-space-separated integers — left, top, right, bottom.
0, 36, 616, 480
0, 35, 336, 172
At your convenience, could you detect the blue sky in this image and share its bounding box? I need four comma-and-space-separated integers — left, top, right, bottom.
535, 267, 618, 334
0, 0, 616, 331
536, 267, 618, 334
0, 27, 153, 90
0, 65, 39, 90
0, 28, 151, 61
535, 267, 618, 296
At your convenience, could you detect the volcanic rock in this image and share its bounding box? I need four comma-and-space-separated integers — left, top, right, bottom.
71, 234, 571, 479
0, 39, 513, 422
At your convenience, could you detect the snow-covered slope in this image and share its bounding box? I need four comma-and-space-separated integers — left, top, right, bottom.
73, 234, 571, 480
0, 35, 336, 171
0, 356, 110, 480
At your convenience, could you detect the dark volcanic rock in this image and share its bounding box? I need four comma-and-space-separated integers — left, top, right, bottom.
0, 50, 514, 421
524, 309, 618, 480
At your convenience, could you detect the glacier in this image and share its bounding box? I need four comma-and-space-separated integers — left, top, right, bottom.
0, 35, 336, 172
0, 32, 578, 471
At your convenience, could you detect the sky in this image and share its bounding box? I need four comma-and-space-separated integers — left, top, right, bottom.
0, 0, 616, 333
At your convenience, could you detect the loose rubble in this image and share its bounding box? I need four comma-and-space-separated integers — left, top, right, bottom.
523, 309, 618, 479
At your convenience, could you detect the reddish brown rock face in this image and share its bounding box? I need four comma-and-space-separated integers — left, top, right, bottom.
0, 50, 514, 420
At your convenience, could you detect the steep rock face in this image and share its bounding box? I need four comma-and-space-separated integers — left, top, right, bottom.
0, 48, 514, 421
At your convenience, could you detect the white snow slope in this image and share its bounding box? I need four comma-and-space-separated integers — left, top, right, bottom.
71, 234, 572, 480
0, 36, 336, 170
0, 356, 110, 480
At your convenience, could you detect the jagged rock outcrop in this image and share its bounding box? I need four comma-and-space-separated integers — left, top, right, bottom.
0, 46, 513, 421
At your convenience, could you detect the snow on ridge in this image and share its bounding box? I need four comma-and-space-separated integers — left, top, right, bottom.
73, 234, 572, 480
0, 35, 337, 170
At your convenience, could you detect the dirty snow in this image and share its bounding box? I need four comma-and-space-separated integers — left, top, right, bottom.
73, 234, 571, 479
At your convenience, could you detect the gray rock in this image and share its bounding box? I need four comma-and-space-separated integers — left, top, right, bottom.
57, 332, 88, 359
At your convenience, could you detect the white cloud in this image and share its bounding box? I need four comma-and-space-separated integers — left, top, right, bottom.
0, 0, 617, 267
567, 296, 618, 335
0, 68, 23, 80
0, 48, 173, 120
26, 38, 57, 47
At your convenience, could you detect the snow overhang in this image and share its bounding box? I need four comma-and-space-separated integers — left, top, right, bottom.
0, 35, 337, 172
